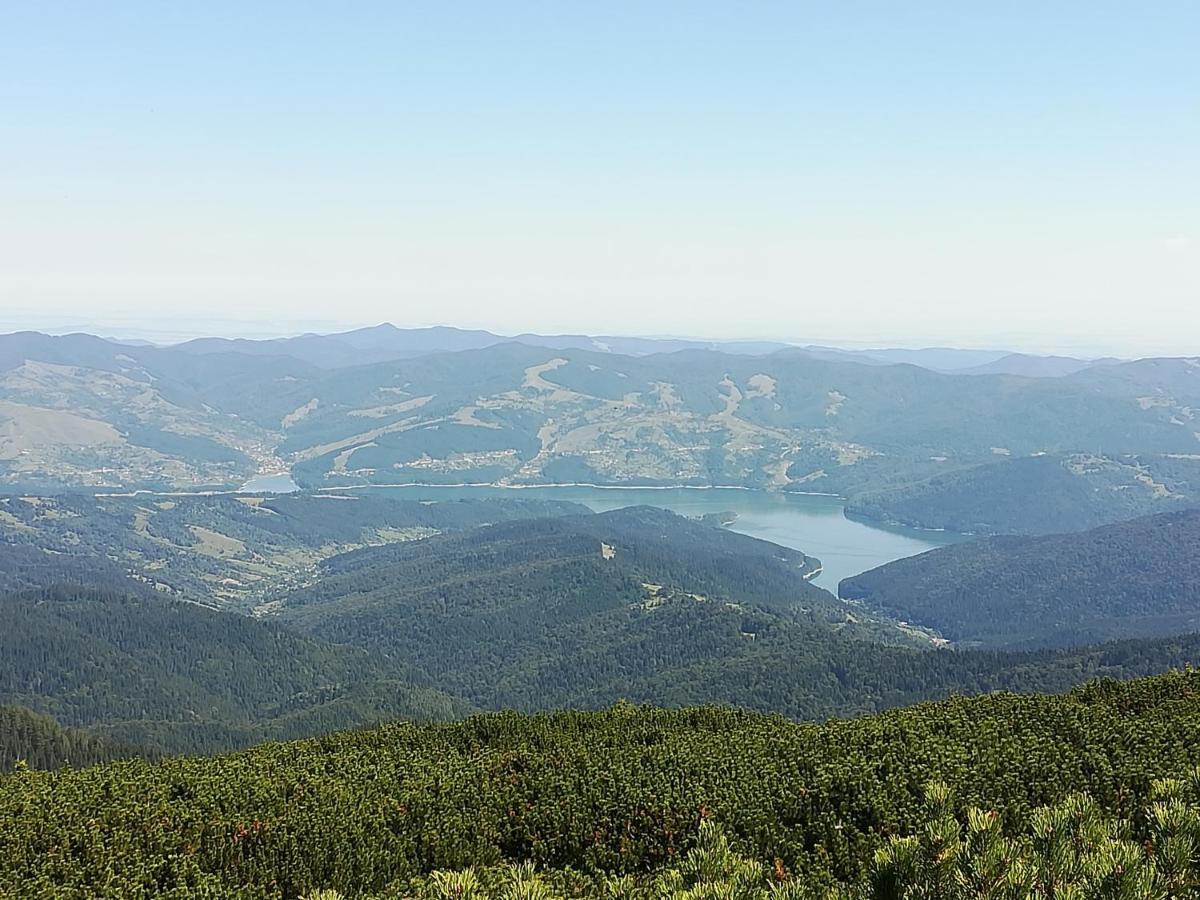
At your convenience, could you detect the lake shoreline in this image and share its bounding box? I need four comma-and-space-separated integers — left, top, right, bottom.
316, 480, 845, 499
317, 481, 965, 589
86, 479, 965, 589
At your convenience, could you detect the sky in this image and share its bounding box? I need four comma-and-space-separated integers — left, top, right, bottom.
1, 2, 1197, 355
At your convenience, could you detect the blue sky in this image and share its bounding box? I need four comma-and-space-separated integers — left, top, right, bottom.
1, 2, 1197, 353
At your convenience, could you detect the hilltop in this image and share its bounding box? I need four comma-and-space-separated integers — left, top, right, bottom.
841, 508, 1200, 648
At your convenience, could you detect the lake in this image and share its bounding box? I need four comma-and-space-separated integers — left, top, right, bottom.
336, 484, 964, 591
239, 472, 301, 493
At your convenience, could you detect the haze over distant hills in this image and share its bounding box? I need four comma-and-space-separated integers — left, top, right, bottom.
167, 323, 1121, 374
171, 324, 801, 368
0, 326, 1194, 536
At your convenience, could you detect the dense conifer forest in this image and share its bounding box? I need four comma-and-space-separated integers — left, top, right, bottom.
3, 671, 1199, 897
6, 505, 1200, 758
0, 587, 473, 754
0, 706, 139, 773
844, 453, 1200, 537
841, 509, 1200, 648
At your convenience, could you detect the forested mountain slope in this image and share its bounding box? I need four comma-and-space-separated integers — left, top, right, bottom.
0, 587, 472, 754
7, 578, 1200, 756
4, 331, 1199, 523
5, 501, 1200, 757
277, 506, 859, 710
845, 452, 1200, 535
841, 509, 1200, 648
0, 493, 585, 609
3, 671, 1199, 897
0, 705, 140, 773
276, 507, 1200, 718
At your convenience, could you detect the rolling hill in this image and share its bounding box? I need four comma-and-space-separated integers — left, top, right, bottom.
274, 506, 1200, 719
957, 352, 1113, 377
840, 509, 1200, 648
0, 585, 473, 755
0, 492, 587, 609
172, 323, 797, 367
845, 452, 1200, 535
2, 331, 1198, 522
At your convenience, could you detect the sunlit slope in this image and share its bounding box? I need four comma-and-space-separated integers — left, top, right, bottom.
841, 508, 1200, 648
2, 671, 1198, 896
3, 332, 1199, 505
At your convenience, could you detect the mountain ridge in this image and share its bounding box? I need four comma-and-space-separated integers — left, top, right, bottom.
840, 508, 1200, 648
2, 329, 1196, 539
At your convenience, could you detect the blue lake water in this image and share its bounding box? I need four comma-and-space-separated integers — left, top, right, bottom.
239, 472, 301, 493
334, 484, 964, 591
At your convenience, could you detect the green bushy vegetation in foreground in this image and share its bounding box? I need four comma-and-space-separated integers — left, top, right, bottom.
311, 778, 1200, 899
3, 671, 1200, 897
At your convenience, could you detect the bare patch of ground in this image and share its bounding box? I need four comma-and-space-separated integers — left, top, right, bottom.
451, 405, 502, 428
824, 390, 847, 416
745, 374, 777, 398
523, 358, 569, 390
715, 376, 743, 419
833, 442, 874, 465
375, 526, 439, 542
294, 419, 426, 462
521, 359, 588, 403
189, 526, 247, 558
281, 398, 319, 428
0, 400, 122, 460
1137, 395, 1174, 410
348, 395, 434, 419
0, 508, 33, 532
1131, 465, 1178, 499
791, 468, 827, 484
651, 382, 681, 410
331, 442, 378, 474
764, 458, 792, 486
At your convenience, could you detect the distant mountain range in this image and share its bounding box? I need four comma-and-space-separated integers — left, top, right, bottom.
0, 327, 1193, 537
167, 323, 1116, 374
171, 324, 800, 368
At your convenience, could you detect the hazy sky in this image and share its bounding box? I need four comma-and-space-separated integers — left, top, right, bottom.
2, 2, 1197, 355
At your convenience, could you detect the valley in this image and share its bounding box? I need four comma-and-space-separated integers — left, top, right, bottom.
4, 330, 1200, 899
9, 6, 1199, 893
4, 331, 1199, 542
322, 483, 962, 590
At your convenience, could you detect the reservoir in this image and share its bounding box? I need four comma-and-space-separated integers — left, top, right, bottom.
239, 472, 301, 493
335, 484, 964, 591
